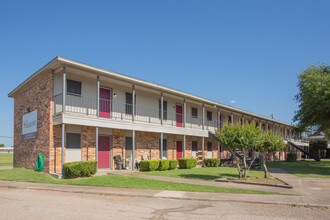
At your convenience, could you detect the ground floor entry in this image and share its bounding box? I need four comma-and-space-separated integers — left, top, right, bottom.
98, 136, 110, 169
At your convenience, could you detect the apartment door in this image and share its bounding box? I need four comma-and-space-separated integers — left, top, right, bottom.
99, 88, 111, 118
176, 105, 183, 127
98, 136, 110, 169
176, 140, 183, 159
207, 142, 213, 158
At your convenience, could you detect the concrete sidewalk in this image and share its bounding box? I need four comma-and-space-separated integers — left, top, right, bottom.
0, 180, 328, 208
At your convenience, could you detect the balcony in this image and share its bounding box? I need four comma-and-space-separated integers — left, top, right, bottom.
53, 93, 218, 132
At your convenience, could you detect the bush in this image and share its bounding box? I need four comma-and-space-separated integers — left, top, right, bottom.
169, 160, 178, 170
286, 151, 297, 162
158, 159, 170, 171
203, 158, 221, 167
310, 140, 328, 150
139, 160, 160, 171
62, 161, 97, 178
178, 158, 198, 169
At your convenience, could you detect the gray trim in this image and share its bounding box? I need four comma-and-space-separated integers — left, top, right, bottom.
110, 135, 113, 170
132, 130, 135, 171
132, 85, 135, 122
202, 137, 205, 162
183, 135, 186, 158
97, 76, 100, 118
161, 92, 164, 125
202, 104, 205, 130
61, 123, 65, 174
62, 66, 66, 113
160, 133, 163, 159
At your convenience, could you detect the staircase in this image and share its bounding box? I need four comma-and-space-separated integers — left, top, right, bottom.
208, 132, 260, 169
287, 140, 320, 161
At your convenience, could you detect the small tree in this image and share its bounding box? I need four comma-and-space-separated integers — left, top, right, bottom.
258, 131, 285, 178
0, 144, 4, 147
216, 121, 262, 178
216, 122, 243, 178
238, 122, 262, 178
309, 140, 328, 159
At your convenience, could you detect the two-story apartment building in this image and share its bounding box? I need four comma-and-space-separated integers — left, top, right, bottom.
9, 57, 295, 174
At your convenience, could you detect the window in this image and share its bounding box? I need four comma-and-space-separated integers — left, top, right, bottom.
66, 133, 81, 149
67, 79, 81, 96
207, 111, 212, 121
125, 93, 136, 115
125, 137, 132, 159
192, 141, 198, 152
191, 108, 198, 118
159, 139, 168, 158
159, 100, 167, 120
207, 142, 212, 152
228, 116, 232, 123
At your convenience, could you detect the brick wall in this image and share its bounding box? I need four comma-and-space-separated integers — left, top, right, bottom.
51, 124, 63, 173
136, 131, 160, 161
82, 126, 96, 161
13, 71, 53, 173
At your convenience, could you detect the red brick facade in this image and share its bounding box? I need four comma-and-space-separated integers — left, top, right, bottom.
13, 71, 54, 173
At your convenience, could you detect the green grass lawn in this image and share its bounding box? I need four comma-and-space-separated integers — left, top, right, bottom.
0, 154, 13, 166
267, 159, 330, 178
144, 167, 266, 181
0, 168, 291, 195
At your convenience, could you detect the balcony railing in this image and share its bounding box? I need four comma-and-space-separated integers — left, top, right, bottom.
53, 93, 219, 131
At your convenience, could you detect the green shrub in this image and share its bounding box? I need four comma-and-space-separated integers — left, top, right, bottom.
169, 160, 178, 170
310, 140, 328, 150
203, 158, 221, 167
62, 161, 97, 178
286, 151, 297, 162
158, 159, 170, 171
178, 158, 198, 169
139, 160, 160, 171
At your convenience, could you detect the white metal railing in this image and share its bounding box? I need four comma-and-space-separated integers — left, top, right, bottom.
53, 93, 219, 131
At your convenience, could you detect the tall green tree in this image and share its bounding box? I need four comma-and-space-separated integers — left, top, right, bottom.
293, 64, 330, 138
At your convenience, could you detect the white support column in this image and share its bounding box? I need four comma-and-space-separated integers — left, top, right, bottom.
161, 92, 164, 125
183, 135, 186, 158
183, 99, 186, 128
202, 104, 205, 130
266, 122, 269, 133
96, 127, 98, 168
160, 133, 163, 159
231, 112, 234, 124
62, 66, 66, 113
217, 108, 221, 129
132, 85, 135, 122
202, 137, 205, 162
110, 135, 113, 170
285, 128, 287, 139
132, 130, 136, 170
242, 115, 245, 125
96, 76, 100, 118
61, 123, 65, 174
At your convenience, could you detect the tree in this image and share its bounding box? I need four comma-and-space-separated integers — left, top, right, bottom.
0, 144, 4, 147
293, 63, 330, 138
257, 131, 285, 178
216, 121, 262, 178
216, 122, 243, 178
238, 122, 262, 178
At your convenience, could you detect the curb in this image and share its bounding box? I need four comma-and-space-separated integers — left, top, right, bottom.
0, 183, 329, 209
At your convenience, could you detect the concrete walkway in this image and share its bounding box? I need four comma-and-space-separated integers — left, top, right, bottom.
0, 166, 12, 170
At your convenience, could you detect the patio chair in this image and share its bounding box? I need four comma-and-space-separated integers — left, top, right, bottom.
113, 155, 127, 170
142, 155, 149, 160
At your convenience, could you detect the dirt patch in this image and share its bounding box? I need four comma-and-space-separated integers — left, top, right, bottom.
240, 177, 286, 185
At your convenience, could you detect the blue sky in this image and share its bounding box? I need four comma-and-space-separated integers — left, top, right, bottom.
0, 1, 329, 146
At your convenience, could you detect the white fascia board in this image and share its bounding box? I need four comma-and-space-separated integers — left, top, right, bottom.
59, 113, 209, 137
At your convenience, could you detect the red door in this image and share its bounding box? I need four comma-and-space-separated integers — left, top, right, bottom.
99, 88, 111, 118
98, 136, 110, 169
176, 105, 183, 127
176, 141, 183, 159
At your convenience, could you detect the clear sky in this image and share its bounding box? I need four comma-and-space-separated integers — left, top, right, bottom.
0, 1, 329, 146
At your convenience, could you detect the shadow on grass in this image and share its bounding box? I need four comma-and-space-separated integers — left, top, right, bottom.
178, 173, 239, 181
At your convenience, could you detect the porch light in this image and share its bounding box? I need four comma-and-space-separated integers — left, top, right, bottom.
113, 93, 117, 98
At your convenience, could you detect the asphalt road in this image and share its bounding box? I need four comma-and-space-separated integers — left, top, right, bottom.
0, 188, 329, 220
